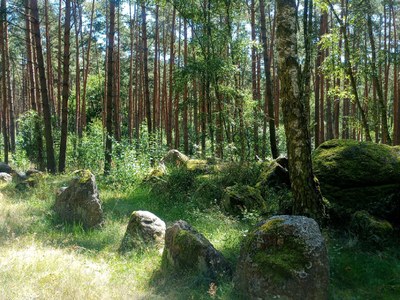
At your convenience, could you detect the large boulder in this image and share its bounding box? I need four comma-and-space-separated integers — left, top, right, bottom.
234, 215, 329, 300
54, 170, 103, 229
256, 158, 290, 198
350, 210, 393, 245
161, 149, 189, 168
222, 184, 266, 215
161, 220, 232, 279
119, 211, 166, 252
313, 139, 400, 225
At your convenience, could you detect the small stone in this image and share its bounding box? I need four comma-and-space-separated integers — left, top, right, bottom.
120, 211, 166, 252
234, 215, 329, 300
161, 220, 232, 279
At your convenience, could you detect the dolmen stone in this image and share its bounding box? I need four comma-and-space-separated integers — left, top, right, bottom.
119, 210, 166, 252
234, 215, 329, 300
161, 220, 232, 279
54, 170, 103, 229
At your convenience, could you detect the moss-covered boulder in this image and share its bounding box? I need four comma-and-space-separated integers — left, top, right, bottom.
350, 210, 393, 245
222, 184, 266, 215
119, 211, 166, 252
313, 139, 400, 225
161, 149, 189, 168
54, 170, 103, 229
161, 220, 232, 279
234, 215, 329, 300
256, 158, 290, 198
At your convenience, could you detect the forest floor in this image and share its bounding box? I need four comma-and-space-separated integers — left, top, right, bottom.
0, 170, 399, 300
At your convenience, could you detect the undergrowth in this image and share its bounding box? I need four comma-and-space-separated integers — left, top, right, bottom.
0, 161, 399, 299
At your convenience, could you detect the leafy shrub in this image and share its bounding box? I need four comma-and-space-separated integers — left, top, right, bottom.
17, 110, 44, 166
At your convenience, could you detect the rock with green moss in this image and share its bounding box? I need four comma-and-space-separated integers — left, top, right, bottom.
313, 139, 400, 225
161, 220, 232, 279
119, 211, 166, 252
350, 210, 393, 245
161, 149, 189, 168
234, 215, 329, 300
54, 170, 103, 229
256, 158, 290, 198
222, 184, 266, 215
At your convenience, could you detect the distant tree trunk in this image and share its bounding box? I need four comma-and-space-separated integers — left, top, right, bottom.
183, 18, 189, 154
367, 13, 391, 145
260, 0, 279, 159
141, 2, 152, 135
104, 0, 115, 175
153, 5, 160, 132
276, 0, 326, 221
31, 0, 57, 173
251, 0, 259, 158
25, 0, 44, 170
81, 0, 96, 135
0, 0, 9, 163
114, 4, 121, 142
44, 0, 55, 117
57, 0, 62, 124
167, 9, 176, 148
392, 3, 399, 145
59, 0, 71, 173
73, 1, 81, 137
128, 0, 134, 143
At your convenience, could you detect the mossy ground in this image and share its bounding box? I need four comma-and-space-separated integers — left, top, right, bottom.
0, 165, 399, 299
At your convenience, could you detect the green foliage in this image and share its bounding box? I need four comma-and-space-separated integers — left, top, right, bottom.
17, 110, 44, 166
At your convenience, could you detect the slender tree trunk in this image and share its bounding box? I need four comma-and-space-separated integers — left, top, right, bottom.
128, 0, 134, 143
276, 0, 326, 222
260, 0, 279, 158
31, 0, 56, 173
104, 0, 115, 175
0, 0, 9, 163
167, 9, 176, 148
251, 0, 259, 158
183, 18, 189, 154
81, 0, 96, 135
153, 5, 159, 132
44, 0, 55, 117
141, 2, 152, 136
59, 0, 71, 173
73, 1, 81, 137
367, 12, 392, 145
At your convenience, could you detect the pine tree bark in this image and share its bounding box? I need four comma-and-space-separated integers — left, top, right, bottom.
31, 0, 56, 173
59, 0, 71, 173
276, 0, 326, 222
141, 2, 152, 135
260, 0, 279, 159
104, 0, 115, 175
0, 0, 9, 163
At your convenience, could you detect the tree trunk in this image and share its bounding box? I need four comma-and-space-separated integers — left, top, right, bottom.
260, 0, 279, 159
59, 0, 71, 173
367, 13, 392, 145
104, 0, 115, 175
276, 0, 326, 222
81, 0, 96, 135
31, 0, 57, 173
0, 0, 9, 163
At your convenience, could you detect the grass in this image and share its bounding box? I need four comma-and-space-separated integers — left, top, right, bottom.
0, 167, 399, 299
